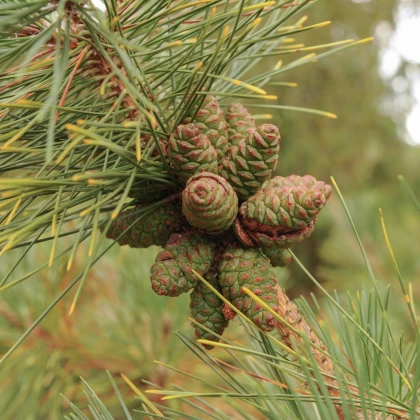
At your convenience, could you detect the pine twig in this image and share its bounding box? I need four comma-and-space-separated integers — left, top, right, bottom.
275, 285, 401, 420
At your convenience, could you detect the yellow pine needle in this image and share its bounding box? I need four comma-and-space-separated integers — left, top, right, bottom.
231, 79, 266, 95
135, 126, 141, 162
145, 112, 156, 127
264, 95, 277, 100
356, 36, 374, 45
222, 25, 230, 38
122, 121, 138, 128
121, 373, 163, 416
283, 37, 295, 43
67, 253, 75, 272
4, 198, 21, 225
51, 214, 57, 237
313, 21, 331, 29
197, 339, 236, 349
16, 99, 43, 107
296, 52, 317, 62
295, 15, 308, 28
243, 1, 275, 13
278, 39, 355, 54
87, 179, 114, 186
274, 60, 282, 70
185, 38, 197, 43
323, 111, 337, 119
251, 17, 262, 28
0, 239, 14, 257
110, 16, 119, 28
277, 25, 298, 32
272, 82, 298, 87
68, 301, 76, 316
167, 40, 183, 47
0, 146, 43, 153
253, 114, 273, 120
2, 120, 35, 149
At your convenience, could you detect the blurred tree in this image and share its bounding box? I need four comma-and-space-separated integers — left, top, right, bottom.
258, 0, 420, 298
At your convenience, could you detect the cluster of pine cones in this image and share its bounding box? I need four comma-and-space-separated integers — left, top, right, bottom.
104, 96, 331, 349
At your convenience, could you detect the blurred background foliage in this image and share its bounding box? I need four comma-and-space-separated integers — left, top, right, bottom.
1, 0, 420, 418
262, 0, 420, 298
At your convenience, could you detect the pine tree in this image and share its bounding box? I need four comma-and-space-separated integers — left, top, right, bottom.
1, 1, 417, 419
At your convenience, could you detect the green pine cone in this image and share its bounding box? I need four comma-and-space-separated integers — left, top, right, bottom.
226, 103, 255, 147
182, 172, 238, 234
185, 95, 229, 161
150, 232, 216, 297
168, 123, 218, 184
234, 212, 316, 249
239, 185, 327, 233
127, 180, 174, 203
262, 247, 292, 267
261, 175, 332, 199
218, 246, 278, 332
190, 270, 229, 349
103, 202, 184, 248
220, 123, 280, 200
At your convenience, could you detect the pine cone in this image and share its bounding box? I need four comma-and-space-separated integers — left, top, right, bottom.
218, 246, 278, 331
226, 103, 255, 147
239, 185, 327, 233
185, 95, 229, 162
262, 247, 292, 267
103, 202, 184, 248
190, 270, 229, 349
127, 180, 174, 203
182, 172, 238, 234
261, 175, 332, 199
235, 218, 315, 249
150, 232, 216, 297
220, 123, 280, 200
168, 123, 218, 184
233, 182, 329, 248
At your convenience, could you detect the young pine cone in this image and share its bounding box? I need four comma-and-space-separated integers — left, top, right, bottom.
261, 175, 332, 199
225, 103, 255, 147
240, 185, 327, 233
103, 202, 183, 248
234, 182, 329, 248
168, 123, 218, 184
220, 123, 280, 201
185, 95, 229, 162
182, 172, 238, 234
150, 232, 216, 297
190, 270, 229, 349
262, 247, 293, 267
218, 246, 278, 332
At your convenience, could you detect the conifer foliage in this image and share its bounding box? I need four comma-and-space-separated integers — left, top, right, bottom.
0, 2, 399, 418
